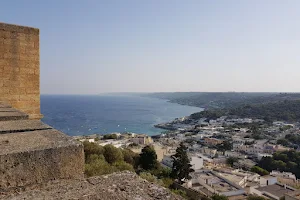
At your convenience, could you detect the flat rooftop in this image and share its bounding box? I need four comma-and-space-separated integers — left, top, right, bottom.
192, 171, 240, 193
286, 190, 300, 200
218, 173, 245, 185
257, 184, 294, 198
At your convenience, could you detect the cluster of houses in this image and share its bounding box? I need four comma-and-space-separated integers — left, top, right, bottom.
154, 115, 300, 199
76, 114, 300, 200
75, 132, 153, 148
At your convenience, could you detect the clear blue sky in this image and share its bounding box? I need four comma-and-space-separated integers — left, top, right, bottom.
1, 1, 300, 94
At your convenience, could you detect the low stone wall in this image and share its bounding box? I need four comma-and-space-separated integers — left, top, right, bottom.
0, 121, 85, 190
0, 144, 84, 189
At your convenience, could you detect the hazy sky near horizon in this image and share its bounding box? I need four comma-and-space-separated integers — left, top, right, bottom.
1, 1, 300, 94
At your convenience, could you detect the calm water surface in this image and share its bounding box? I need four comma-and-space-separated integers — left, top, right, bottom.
41, 95, 202, 136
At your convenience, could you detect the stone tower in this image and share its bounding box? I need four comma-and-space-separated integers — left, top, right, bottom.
0, 22, 42, 119
0, 22, 84, 189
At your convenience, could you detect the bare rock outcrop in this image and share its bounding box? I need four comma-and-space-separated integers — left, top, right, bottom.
1, 171, 184, 200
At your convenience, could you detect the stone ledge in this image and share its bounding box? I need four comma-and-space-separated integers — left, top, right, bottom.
0, 22, 39, 35
0, 120, 52, 134
0, 111, 28, 121
0, 129, 84, 189
0, 129, 81, 155
0, 103, 11, 108
0, 102, 38, 121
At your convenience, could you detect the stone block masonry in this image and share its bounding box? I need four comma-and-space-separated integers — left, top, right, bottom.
0, 129, 84, 189
0, 22, 41, 119
0, 22, 85, 191
0, 103, 85, 189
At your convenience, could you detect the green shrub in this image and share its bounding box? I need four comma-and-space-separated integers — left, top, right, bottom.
161, 177, 174, 188
103, 134, 118, 139
251, 166, 269, 176
83, 141, 104, 157
211, 194, 228, 200
85, 157, 117, 177
171, 189, 188, 199
122, 148, 140, 168
113, 161, 134, 172
140, 172, 158, 183
103, 144, 124, 164
85, 154, 105, 164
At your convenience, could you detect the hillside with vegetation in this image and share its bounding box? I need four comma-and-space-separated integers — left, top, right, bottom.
83, 141, 194, 199
190, 99, 300, 122
258, 150, 300, 179
144, 92, 300, 109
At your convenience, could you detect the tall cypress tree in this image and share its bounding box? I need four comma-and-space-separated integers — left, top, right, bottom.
171, 143, 194, 183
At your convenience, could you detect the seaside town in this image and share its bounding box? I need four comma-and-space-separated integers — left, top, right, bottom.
2, 1, 300, 199
76, 115, 300, 200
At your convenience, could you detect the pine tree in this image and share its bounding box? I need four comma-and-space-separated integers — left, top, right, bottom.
171, 143, 194, 183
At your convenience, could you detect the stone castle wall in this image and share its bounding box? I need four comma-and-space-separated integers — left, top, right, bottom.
0, 22, 41, 119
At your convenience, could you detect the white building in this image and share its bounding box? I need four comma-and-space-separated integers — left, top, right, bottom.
79, 138, 95, 143
273, 121, 286, 126
190, 156, 204, 170
224, 151, 247, 159
187, 170, 246, 197
99, 140, 126, 148
250, 176, 296, 200
199, 147, 217, 158
257, 153, 273, 160
260, 176, 278, 186
270, 171, 297, 181
130, 136, 153, 145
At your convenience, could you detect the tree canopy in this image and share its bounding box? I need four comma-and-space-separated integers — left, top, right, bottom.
251, 166, 269, 176
171, 143, 194, 183
103, 144, 124, 164
190, 99, 300, 122
139, 145, 158, 170
226, 157, 239, 167
216, 140, 233, 152
103, 134, 118, 140
83, 142, 138, 177
258, 150, 300, 178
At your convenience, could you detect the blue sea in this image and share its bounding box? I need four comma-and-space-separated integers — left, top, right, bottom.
41, 95, 202, 136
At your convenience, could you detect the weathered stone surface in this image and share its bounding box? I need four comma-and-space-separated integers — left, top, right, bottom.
0, 22, 41, 119
0, 22, 39, 35
0, 172, 184, 200
0, 111, 28, 121
0, 120, 52, 134
0, 129, 81, 154
0, 102, 84, 190
0, 103, 11, 108
0, 108, 19, 112
0, 129, 84, 189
